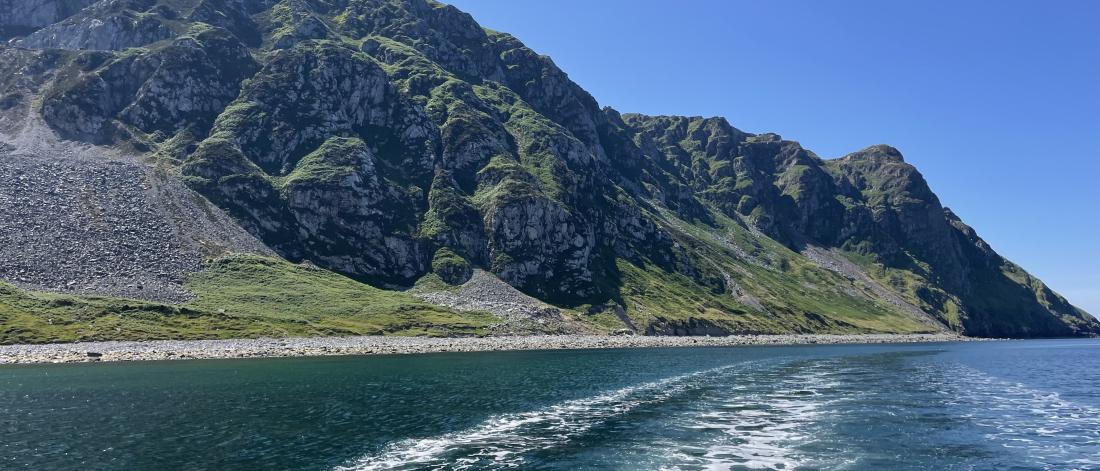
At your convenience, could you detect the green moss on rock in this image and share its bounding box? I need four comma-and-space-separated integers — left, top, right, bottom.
431, 247, 472, 285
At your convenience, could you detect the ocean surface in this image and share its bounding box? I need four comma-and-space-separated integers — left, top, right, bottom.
2, 339, 1098, 470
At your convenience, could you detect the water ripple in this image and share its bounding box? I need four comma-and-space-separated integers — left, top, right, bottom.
938, 364, 1100, 470
335, 363, 759, 471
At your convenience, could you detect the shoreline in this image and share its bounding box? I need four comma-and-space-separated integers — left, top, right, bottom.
0, 333, 972, 365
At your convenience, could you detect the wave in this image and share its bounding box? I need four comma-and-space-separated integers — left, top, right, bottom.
942, 364, 1100, 470
335, 351, 1100, 471
654, 359, 842, 470
334, 363, 755, 471
700, 371, 836, 469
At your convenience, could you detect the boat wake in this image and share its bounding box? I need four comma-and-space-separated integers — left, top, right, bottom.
942, 364, 1100, 470
335, 363, 756, 471
696, 368, 835, 469
334, 351, 1100, 471
653, 359, 842, 470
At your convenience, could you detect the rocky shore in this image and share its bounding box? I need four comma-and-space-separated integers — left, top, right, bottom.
0, 333, 971, 365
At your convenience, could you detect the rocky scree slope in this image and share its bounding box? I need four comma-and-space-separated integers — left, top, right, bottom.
0, 0, 1095, 339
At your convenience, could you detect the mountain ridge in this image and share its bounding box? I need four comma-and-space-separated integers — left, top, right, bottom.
0, 0, 1095, 341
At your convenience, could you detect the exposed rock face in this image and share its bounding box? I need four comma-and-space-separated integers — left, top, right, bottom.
40, 25, 258, 143
485, 196, 597, 298
188, 0, 263, 48
15, 0, 176, 51
0, 0, 96, 40
264, 0, 330, 50
614, 113, 1097, 336
1, 0, 1095, 337
645, 317, 731, 336
181, 40, 437, 286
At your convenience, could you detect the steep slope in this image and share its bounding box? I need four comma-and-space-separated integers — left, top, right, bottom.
0, 0, 1094, 340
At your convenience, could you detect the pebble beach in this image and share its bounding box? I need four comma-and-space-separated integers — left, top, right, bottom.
0, 333, 970, 365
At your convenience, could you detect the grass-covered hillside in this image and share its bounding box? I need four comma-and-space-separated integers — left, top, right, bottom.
0, 257, 495, 344
0, 0, 1095, 341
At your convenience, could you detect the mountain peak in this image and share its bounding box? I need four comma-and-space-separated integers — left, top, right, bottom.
841, 144, 905, 163
0, 0, 1094, 339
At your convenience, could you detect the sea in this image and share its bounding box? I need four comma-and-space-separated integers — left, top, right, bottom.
2, 339, 1098, 470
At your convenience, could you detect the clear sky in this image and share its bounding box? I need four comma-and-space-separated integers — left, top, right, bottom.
446, 0, 1100, 316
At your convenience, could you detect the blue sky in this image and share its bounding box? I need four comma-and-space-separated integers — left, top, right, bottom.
447, 0, 1100, 315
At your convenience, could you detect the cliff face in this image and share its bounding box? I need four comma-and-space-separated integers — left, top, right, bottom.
1, 0, 1095, 338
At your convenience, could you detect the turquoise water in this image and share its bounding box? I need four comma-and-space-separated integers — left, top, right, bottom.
2, 340, 1099, 470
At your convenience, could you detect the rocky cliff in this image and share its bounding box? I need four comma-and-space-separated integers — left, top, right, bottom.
1, 0, 1095, 339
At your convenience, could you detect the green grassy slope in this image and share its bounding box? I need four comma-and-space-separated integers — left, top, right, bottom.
0, 256, 496, 344
585, 208, 936, 335
5, 0, 1092, 340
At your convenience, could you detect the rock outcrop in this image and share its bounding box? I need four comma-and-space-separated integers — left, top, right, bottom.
0, 0, 1094, 337
0, 0, 96, 40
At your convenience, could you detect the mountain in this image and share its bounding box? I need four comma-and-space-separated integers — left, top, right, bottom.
1, 0, 1095, 341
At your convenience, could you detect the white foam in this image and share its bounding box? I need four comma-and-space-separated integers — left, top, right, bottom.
938, 364, 1100, 470
338, 355, 1100, 470
334, 364, 747, 471
684, 365, 839, 470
